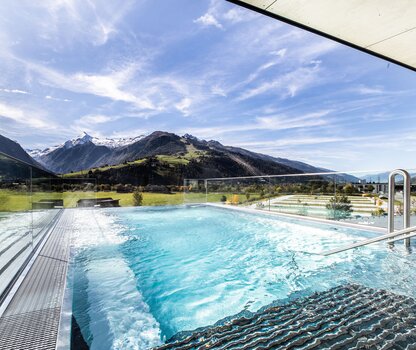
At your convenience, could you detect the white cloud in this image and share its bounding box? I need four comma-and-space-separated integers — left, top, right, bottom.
72, 113, 120, 135
0, 102, 55, 130
175, 98, 192, 116
0, 88, 29, 94
236, 136, 350, 148
45, 95, 71, 102
194, 13, 223, 29
223, 8, 244, 23
238, 61, 322, 101
23, 60, 155, 110
29, 0, 136, 46
76, 114, 115, 125
182, 110, 332, 139
354, 85, 384, 95
271, 48, 287, 58
211, 85, 227, 97
294, 40, 339, 61
195, 0, 257, 31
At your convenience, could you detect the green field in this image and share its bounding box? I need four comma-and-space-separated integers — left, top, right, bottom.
0, 190, 258, 211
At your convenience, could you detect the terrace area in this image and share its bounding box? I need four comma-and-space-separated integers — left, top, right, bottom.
1, 1, 416, 349
1, 151, 416, 349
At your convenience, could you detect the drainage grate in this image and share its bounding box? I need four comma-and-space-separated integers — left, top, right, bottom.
0, 308, 60, 350
155, 284, 416, 350
0, 210, 74, 350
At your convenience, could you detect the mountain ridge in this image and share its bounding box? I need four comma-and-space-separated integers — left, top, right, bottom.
27, 132, 146, 158
0, 134, 43, 168
24, 131, 359, 183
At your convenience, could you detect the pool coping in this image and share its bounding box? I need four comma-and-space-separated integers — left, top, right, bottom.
204, 203, 386, 234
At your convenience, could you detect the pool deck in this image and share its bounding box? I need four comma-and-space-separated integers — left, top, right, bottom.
0, 210, 73, 350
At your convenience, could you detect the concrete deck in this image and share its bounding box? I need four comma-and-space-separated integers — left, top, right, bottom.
0, 210, 73, 350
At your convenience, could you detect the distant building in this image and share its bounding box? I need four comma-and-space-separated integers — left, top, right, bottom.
352, 182, 416, 195
352, 182, 388, 194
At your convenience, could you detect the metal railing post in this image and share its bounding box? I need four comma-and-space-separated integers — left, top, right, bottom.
388, 169, 411, 248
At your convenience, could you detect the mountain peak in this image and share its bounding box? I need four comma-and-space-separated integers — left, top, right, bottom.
28, 132, 147, 159
81, 131, 92, 138
64, 132, 93, 149
183, 133, 199, 141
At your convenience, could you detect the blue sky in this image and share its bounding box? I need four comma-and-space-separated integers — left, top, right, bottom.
0, 0, 416, 171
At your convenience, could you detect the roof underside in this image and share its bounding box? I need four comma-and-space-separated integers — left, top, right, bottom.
228, 0, 416, 72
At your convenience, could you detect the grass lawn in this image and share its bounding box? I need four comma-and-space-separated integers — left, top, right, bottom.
0, 190, 261, 211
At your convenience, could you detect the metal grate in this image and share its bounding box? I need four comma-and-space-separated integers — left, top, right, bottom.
0, 308, 60, 350
155, 284, 416, 350
0, 211, 73, 350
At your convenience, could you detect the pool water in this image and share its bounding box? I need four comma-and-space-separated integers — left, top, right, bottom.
70, 205, 416, 350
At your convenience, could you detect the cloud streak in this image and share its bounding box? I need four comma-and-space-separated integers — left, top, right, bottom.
0, 0, 415, 172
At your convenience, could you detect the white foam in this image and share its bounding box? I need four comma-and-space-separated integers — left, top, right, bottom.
71, 209, 162, 349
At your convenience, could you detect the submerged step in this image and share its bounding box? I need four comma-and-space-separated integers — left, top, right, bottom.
154, 284, 416, 350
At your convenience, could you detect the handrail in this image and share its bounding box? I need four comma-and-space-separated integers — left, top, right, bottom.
388, 169, 411, 248
322, 169, 413, 256
321, 225, 416, 256
387, 231, 416, 244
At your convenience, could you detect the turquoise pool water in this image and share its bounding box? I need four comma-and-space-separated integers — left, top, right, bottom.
70, 205, 416, 350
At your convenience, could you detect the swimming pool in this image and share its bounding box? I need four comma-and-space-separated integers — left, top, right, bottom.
69, 205, 416, 349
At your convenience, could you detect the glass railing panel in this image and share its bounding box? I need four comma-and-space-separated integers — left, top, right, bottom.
64, 161, 185, 207
183, 179, 207, 204
0, 153, 33, 297
185, 168, 416, 232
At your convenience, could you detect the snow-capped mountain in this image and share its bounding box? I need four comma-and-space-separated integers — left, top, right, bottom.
27, 132, 146, 158
91, 135, 146, 148
21, 131, 360, 183
27, 145, 61, 158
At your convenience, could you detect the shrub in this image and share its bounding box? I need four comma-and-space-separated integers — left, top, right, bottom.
220, 195, 227, 202
372, 207, 385, 216
133, 190, 143, 206
342, 183, 356, 195
326, 195, 353, 219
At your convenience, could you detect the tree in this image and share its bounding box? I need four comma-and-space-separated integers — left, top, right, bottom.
342, 183, 355, 195
326, 195, 353, 219
133, 190, 143, 206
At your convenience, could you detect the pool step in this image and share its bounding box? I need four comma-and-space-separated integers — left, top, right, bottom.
154, 284, 416, 350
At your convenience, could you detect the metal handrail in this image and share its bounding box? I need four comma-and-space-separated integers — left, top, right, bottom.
322, 169, 414, 256
321, 225, 416, 256
388, 169, 411, 248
